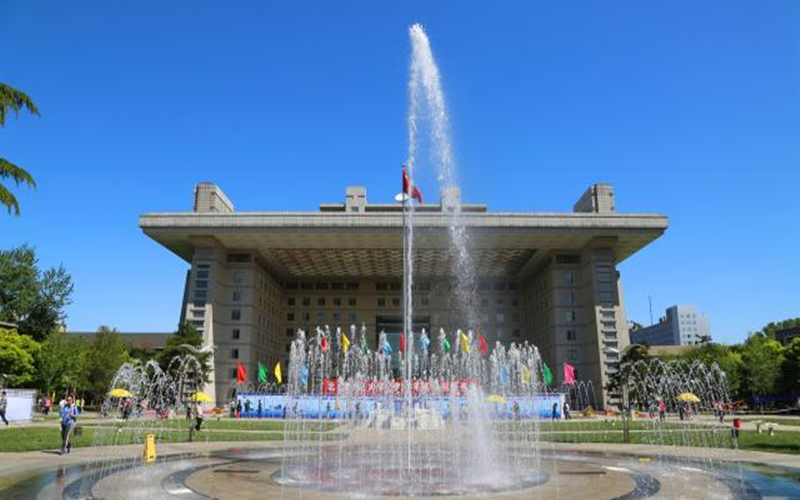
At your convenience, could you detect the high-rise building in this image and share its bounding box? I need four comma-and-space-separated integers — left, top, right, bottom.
140, 182, 667, 407
630, 305, 711, 346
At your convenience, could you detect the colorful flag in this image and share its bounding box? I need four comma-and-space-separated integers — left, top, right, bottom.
321, 336, 329, 353
236, 362, 246, 383
360, 335, 370, 353
274, 362, 282, 384
300, 364, 309, 387
460, 332, 470, 354
381, 337, 393, 355
421, 332, 431, 353
564, 362, 576, 385
399, 332, 405, 353
342, 333, 351, 354
258, 362, 268, 384
542, 361, 553, 386
499, 365, 509, 385
402, 165, 424, 204
442, 337, 451, 353
521, 365, 532, 385
477, 334, 489, 356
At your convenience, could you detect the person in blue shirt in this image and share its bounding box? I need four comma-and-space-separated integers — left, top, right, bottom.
60, 395, 79, 455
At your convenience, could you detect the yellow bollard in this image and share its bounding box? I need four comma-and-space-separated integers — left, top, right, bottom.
142, 434, 157, 463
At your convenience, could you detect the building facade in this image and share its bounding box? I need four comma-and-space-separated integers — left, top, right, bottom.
140, 182, 667, 408
630, 305, 711, 346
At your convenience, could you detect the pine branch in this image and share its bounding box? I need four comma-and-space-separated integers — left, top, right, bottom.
0, 183, 20, 216
0, 83, 41, 127
0, 157, 37, 188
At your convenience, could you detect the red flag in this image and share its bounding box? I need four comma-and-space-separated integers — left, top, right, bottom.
236, 362, 246, 383
399, 332, 405, 353
402, 165, 424, 204
563, 362, 576, 385
321, 336, 329, 353
477, 334, 489, 356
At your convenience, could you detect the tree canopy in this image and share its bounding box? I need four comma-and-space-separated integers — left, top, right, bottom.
0, 83, 39, 216
0, 326, 40, 386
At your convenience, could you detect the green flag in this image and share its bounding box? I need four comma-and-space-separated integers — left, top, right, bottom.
258, 362, 268, 384
360, 335, 370, 353
542, 361, 553, 386
443, 337, 451, 353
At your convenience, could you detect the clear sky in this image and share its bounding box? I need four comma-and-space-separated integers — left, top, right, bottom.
1, 1, 798, 344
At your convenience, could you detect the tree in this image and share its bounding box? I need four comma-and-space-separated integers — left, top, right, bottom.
156, 322, 213, 382
741, 333, 784, 404
0, 83, 39, 216
606, 344, 652, 404
0, 326, 40, 386
679, 342, 744, 400
780, 337, 800, 396
761, 318, 800, 339
0, 245, 74, 341
80, 327, 129, 403
35, 330, 87, 397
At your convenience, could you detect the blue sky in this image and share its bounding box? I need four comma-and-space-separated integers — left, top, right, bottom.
1, 1, 798, 343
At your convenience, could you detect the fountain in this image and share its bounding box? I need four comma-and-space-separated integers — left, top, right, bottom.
3, 23, 799, 500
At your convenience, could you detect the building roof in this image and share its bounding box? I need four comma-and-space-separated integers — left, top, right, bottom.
140, 183, 668, 279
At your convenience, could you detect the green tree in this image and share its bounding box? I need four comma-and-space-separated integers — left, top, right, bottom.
156, 322, 213, 382
780, 337, 800, 395
0, 83, 39, 216
606, 344, 652, 404
741, 333, 785, 404
80, 326, 129, 404
760, 318, 800, 339
0, 245, 74, 341
34, 330, 87, 397
0, 326, 40, 386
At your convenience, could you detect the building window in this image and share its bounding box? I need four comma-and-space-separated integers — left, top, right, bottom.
231, 368, 238, 379
512, 328, 521, 338
231, 310, 241, 321
333, 298, 342, 306
287, 313, 295, 321
317, 312, 325, 323
567, 348, 578, 361
227, 253, 251, 263
232, 271, 245, 284
348, 312, 357, 323
302, 298, 311, 306
567, 329, 577, 342
566, 311, 576, 322
563, 272, 575, 285
286, 328, 294, 337
196, 270, 209, 279
231, 348, 239, 359
346, 282, 359, 290
194, 290, 207, 299
195, 280, 208, 289
378, 298, 386, 307
348, 298, 357, 307
496, 312, 505, 324
331, 282, 344, 290
392, 297, 400, 307
512, 298, 519, 307
333, 312, 341, 322
191, 310, 204, 318
301, 282, 313, 290
302, 312, 310, 321
285, 344, 292, 353
318, 298, 326, 307
287, 297, 295, 306
232, 329, 240, 340
232, 290, 241, 302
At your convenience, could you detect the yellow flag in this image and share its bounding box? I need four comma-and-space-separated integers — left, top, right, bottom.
460, 332, 470, 354
274, 362, 282, 384
342, 333, 351, 354
521, 365, 532, 385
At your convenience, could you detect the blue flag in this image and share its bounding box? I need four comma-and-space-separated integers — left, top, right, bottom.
381, 338, 393, 355
499, 366, 509, 385
300, 364, 309, 387
421, 333, 431, 354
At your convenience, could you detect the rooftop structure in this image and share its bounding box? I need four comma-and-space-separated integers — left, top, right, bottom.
140, 182, 668, 406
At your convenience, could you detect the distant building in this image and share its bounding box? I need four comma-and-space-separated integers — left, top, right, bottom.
630, 305, 710, 346
775, 326, 800, 346
68, 332, 172, 352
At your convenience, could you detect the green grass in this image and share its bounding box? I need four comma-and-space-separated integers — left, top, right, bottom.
739, 417, 800, 427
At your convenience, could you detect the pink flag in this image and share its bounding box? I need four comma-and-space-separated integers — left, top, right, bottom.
563, 362, 576, 385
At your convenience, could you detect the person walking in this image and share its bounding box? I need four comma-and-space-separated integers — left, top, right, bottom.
551, 402, 559, 421
563, 402, 571, 420
658, 399, 666, 422
0, 391, 9, 426
60, 395, 79, 455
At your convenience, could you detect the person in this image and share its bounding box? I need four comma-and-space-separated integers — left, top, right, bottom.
563, 402, 571, 420
229, 399, 236, 418
257, 399, 263, 419
44, 396, 52, 416
658, 399, 666, 422
717, 402, 725, 424
552, 402, 559, 421
192, 402, 204, 432
60, 395, 79, 455
513, 401, 520, 421
678, 404, 686, 421
244, 399, 251, 418
0, 391, 9, 426
236, 400, 242, 419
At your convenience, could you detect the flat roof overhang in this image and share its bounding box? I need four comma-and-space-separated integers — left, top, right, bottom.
140, 211, 667, 279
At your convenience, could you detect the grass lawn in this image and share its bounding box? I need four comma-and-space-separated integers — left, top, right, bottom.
739, 417, 800, 427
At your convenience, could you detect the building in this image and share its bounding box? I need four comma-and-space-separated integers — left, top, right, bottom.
775, 326, 800, 346
140, 182, 667, 407
630, 305, 711, 346
68, 332, 173, 352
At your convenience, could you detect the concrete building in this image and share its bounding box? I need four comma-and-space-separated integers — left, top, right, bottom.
140, 182, 667, 407
630, 305, 710, 346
